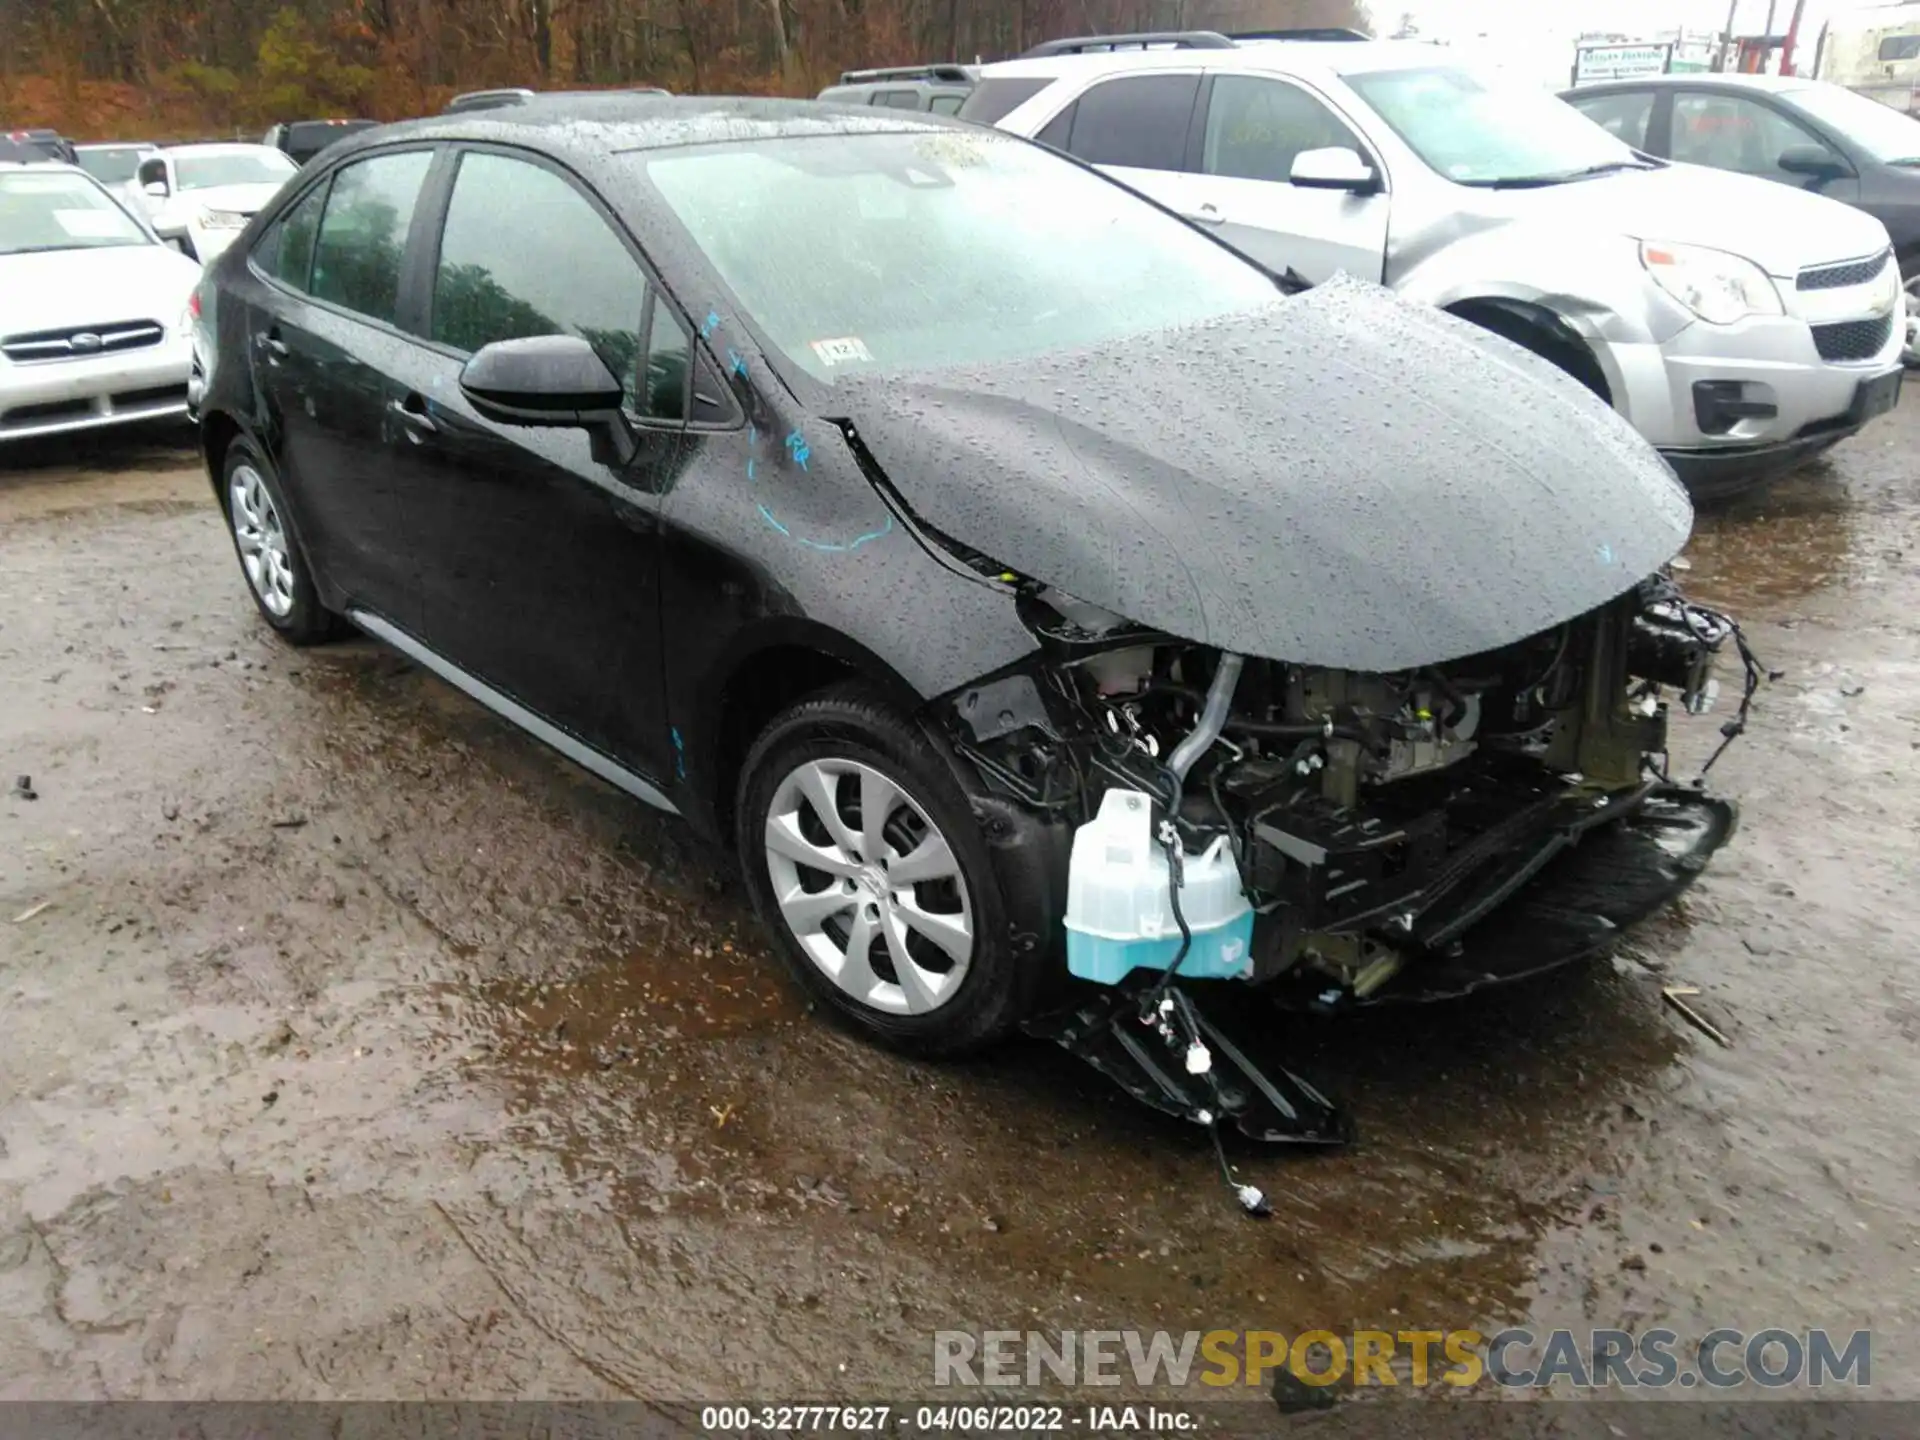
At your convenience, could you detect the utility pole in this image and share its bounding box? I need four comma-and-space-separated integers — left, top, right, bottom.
1718, 0, 1740, 70
1780, 0, 1808, 75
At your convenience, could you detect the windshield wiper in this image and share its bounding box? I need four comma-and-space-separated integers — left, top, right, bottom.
1480, 158, 1658, 190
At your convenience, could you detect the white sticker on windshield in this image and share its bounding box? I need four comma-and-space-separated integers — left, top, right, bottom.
810, 336, 874, 368
53, 210, 127, 237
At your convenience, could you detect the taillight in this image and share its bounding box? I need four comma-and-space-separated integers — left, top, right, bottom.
188, 291, 202, 319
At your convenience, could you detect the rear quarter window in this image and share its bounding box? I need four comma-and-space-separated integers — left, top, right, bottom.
1061, 73, 1201, 171
957, 76, 1056, 125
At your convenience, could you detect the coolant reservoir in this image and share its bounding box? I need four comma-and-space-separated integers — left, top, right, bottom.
1064, 789, 1254, 986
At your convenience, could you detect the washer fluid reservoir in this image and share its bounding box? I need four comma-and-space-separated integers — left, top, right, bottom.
1064, 788, 1254, 986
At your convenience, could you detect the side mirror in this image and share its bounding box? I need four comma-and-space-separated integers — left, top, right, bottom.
1290, 146, 1379, 194
1778, 143, 1850, 180
460, 335, 636, 466
143, 179, 169, 198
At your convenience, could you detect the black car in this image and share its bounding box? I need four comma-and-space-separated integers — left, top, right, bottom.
189, 96, 1745, 1116
263, 119, 381, 165
1564, 73, 1920, 362
2, 127, 76, 164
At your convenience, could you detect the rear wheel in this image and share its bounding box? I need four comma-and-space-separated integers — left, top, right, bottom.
220, 440, 341, 645
735, 684, 1039, 1056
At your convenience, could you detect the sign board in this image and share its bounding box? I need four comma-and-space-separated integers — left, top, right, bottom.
1573, 42, 1676, 84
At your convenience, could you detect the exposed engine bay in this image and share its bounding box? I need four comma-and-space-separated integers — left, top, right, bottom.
951, 570, 1750, 1000
943, 569, 1755, 1174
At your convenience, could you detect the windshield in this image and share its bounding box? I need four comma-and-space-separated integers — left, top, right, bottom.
1347, 65, 1645, 185
1787, 83, 1920, 163
74, 146, 150, 185
0, 169, 148, 255
175, 150, 298, 191
641, 129, 1279, 381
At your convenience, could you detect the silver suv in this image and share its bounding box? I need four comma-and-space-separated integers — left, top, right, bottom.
968, 31, 1908, 496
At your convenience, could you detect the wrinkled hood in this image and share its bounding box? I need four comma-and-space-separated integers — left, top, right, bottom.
0, 244, 200, 338
837, 276, 1693, 672
175, 181, 286, 216
1476, 162, 1891, 277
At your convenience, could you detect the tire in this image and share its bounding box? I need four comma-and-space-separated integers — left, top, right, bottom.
220, 438, 341, 645
1461, 306, 1610, 403
735, 683, 1041, 1057
1900, 256, 1919, 370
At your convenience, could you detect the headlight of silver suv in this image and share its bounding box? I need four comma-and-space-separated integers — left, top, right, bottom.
1639, 240, 1783, 326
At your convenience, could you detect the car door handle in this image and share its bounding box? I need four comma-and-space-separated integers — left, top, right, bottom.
256, 330, 288, 360
388, 394, 437, 438
1182, 203, 1226, 225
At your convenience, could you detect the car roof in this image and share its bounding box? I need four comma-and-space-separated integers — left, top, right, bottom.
1567, 73, 1816, 95
75, 140, 156, 150
979, 36, 1452, 82
331, 93, 960, 160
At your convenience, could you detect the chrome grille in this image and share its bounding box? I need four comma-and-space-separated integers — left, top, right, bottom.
1812, 314, 1894, 362
1, 320, 165, 363
1797, 251, 1892, 291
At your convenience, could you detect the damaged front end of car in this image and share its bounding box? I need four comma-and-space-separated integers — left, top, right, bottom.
938, 569, 1753, 1160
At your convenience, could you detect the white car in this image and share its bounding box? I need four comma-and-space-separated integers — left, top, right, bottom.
130, 143, 298, 263
0, 163, 202, 441
968, 31, 1907, 495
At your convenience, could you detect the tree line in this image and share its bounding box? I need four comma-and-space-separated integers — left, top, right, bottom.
0, 0, 1367, 138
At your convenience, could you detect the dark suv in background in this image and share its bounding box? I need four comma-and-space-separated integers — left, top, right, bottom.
264, 119, 381, 165
1, 128, 76, 164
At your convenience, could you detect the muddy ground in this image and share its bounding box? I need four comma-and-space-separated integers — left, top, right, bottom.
0, 405, 1915, 1423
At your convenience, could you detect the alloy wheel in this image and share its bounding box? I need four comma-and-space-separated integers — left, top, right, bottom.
228, 463, 295, 618
763, 758, 974, 1016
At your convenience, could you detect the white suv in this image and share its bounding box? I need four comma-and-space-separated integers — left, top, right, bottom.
964, 31, 1907, 497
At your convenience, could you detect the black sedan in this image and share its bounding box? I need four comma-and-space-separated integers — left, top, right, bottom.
1564, 73, 1920, 362
188, 97, 1745, 1118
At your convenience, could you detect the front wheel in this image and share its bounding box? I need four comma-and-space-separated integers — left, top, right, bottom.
735, 684, 1041, 1056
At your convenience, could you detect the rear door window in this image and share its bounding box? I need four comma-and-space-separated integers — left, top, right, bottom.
1568, 89, 1656, 149
1062, 73, 1201, 171
309, 150, 433, 324
429, 150, 673, 417
928, 94, 966, 117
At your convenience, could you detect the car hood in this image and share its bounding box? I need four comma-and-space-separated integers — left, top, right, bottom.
835, 276, 1693, 672
177, 181, 286, 215
1473, 162, 1892, 276
0, 244, 201, 336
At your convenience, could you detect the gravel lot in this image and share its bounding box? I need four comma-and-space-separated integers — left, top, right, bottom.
1, 407, 1916, 1418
